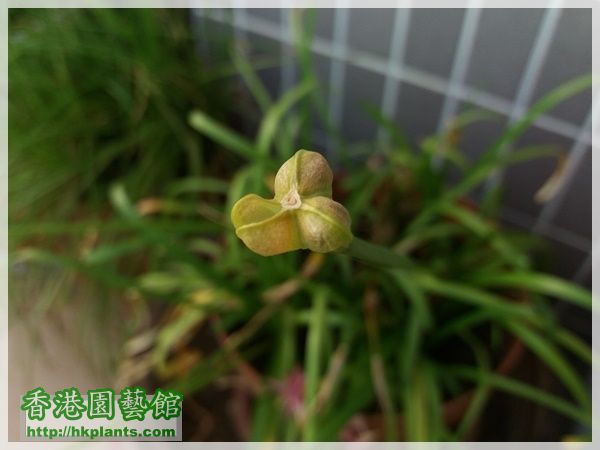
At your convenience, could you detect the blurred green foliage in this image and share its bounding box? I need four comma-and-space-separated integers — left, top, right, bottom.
9, 9, 231, 223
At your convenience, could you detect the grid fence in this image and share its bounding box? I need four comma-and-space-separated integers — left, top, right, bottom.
193, 6, 594, 289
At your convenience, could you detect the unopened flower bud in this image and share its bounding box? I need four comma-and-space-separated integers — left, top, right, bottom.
231, 150, 353, 256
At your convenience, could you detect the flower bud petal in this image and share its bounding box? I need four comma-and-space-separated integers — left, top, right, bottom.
231, 194, 282, 229
235, 210, 303, 256
296, 196, 352, 253
232, 194, 302, 256
274, 150, 332, 200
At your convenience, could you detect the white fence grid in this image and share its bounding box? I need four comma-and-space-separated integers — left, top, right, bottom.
193, 6, 594, 288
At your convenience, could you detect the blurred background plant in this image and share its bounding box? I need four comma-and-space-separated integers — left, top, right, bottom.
9, 7, 593, 442
10, 9, 233, 222
9, 8, 241, 372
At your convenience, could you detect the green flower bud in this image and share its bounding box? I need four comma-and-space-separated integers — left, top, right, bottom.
231, 150, 353, 256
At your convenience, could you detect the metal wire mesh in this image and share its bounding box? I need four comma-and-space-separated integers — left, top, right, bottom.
194, 6, 593, 287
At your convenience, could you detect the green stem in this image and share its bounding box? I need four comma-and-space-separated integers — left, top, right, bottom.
303, 288, 327, 441
342, 237, 412, 268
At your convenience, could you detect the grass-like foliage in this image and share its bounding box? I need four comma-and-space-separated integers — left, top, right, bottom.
9, 9, 232, 224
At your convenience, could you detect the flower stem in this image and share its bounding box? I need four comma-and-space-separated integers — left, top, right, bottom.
303, 288, 327, 441
342, 237, 412, 269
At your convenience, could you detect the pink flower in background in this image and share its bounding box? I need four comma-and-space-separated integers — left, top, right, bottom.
276, 367, 305, 420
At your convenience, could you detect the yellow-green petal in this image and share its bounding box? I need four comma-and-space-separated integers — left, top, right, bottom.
231, 193, 281, 229
274, 150, 333, 201
235, 210, 302, 256
296, 196, 353, 253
